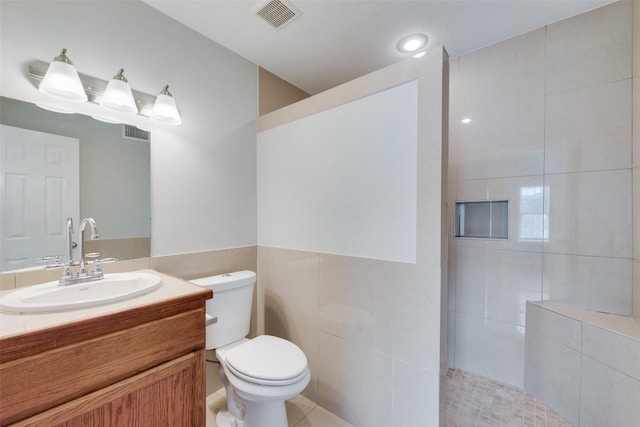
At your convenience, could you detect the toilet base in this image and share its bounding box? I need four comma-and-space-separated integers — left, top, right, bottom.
216, 406, 242, 427
215, 402, 288, 427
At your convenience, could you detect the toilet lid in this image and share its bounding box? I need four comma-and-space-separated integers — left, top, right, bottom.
225, 335, 308, 383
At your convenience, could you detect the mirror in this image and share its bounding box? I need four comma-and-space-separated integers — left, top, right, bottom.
0, 96, 151, 271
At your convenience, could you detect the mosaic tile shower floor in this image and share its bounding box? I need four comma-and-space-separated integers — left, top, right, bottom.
443, 368, 571, 427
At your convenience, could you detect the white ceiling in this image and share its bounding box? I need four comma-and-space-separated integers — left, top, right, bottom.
143, 0, 614, 95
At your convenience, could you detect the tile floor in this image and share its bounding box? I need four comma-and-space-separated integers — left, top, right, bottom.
206, 360, 569, 427
443, 368, 571, 427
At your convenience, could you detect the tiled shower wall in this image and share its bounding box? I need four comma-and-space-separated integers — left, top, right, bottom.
448, 0, 635, 388
525, 302, 640, 425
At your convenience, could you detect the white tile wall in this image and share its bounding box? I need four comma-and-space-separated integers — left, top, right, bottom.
544, 79, 632, 174
525, 303, 640, 427
262, 248, 447, 426
544, 169, 632, 258
449, 0, 634, 392
262, 248, 320, 329
455, 246, 542, 326
318, 255, 394, 354
454, 312, 526, 387
579, 355, 640, 427
524, 328, 581, 426
545, 0, 632, 94
455, 29, 545, 181
458, 28, 545, 107
582, 323, 640, 380
318, 332, 392, 427
543, 254, 633, 315
391, 263, 443, 370
391, 360, 439, 427
525, 303, 581, 351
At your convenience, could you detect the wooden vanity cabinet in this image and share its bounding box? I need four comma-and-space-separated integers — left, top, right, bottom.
0, 287, 212, 426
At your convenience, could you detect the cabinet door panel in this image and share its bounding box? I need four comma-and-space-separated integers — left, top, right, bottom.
13, 350, 205, 427
1, 308, 204, 425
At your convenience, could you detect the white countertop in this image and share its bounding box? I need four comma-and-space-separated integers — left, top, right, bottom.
0, 270, 210, 340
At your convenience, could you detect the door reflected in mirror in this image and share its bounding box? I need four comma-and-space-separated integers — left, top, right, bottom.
0, 96, 151, 272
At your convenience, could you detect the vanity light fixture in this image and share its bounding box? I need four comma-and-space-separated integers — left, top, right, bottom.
150, 85, 182, 126
99, 69, 138, 115
396, 33, 429, 54
38, 49, 88, 102
29, 49, 183, 126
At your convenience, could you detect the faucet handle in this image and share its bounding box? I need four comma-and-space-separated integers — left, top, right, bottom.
59, 261, 74, 284
84, 253, 103, 278
92, 258, 104, 278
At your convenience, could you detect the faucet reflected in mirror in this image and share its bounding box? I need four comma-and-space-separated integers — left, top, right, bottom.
59, 217, 104, 286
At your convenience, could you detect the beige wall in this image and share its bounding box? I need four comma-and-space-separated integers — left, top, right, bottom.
259, 67, 310, 116
84, 238, 151, 262
448, 0, 634, 388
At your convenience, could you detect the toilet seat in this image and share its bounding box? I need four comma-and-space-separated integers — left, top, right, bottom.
224, 335, 308, 386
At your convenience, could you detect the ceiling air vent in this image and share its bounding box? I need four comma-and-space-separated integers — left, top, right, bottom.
254, 0, 302, 30
122, 125, 150, 142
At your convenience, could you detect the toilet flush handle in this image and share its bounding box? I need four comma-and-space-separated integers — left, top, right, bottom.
205, 314, 218, 326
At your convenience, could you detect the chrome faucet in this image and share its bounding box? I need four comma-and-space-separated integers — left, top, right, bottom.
78, 217, 98, 277
59, 217, 103, 285
59, 217, 76, 283
66, 217, 74, 264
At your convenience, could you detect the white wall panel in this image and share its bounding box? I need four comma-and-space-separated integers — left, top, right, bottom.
258, 81, 418, 262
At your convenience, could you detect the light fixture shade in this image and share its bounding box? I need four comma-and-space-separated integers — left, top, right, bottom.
99, 69, 138, 115
36, 103, 76, 114
150, 85, 182, 125
39, 49, 87, 102
91, 115, 121, 124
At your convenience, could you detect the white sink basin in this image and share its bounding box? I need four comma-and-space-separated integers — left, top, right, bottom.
0, 272, 163, 313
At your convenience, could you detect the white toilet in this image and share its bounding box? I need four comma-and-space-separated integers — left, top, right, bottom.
190, 271, 310, 427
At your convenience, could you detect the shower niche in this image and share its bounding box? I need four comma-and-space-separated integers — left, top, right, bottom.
455, 200, 508, 239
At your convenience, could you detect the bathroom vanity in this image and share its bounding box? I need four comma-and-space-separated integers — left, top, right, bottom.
0, 271, 212, 426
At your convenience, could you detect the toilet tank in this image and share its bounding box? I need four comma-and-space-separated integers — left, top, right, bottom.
190, 270, 256, 350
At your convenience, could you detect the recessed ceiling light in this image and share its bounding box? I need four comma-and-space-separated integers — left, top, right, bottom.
461, 118, 472, 124
396, 33, 429, 53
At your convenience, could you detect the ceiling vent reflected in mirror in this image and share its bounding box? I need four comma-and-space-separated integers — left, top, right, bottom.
123, 124, 150, 142
254, 0, 302, 30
